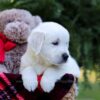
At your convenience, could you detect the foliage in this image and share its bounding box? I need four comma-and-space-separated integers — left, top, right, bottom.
77, 83, 100, 100
0, 0, 100, 81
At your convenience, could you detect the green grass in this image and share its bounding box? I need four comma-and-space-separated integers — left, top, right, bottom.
77, 83, 100, 100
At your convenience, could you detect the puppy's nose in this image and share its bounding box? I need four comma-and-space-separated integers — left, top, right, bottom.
62, 53, 68, 62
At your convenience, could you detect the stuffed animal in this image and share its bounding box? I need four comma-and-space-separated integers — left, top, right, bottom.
0, 9, 42, 73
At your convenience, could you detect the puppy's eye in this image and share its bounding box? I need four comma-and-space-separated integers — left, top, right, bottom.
52, 41, 59, 45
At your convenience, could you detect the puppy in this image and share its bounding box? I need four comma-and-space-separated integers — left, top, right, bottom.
20, 22, 80, 93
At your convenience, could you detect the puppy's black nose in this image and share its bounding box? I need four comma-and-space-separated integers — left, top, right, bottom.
62, 53, 68, 62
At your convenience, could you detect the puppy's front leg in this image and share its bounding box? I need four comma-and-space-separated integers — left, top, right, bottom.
41, 67, 65, 93
20, 67, 38, 92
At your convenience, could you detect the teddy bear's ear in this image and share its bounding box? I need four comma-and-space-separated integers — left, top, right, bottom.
28, 31, 45, 55
34, 16, 42, 25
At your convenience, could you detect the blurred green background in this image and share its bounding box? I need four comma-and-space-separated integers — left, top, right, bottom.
0, 0, 100, 99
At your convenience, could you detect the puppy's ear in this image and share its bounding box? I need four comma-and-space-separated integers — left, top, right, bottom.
28, 32, 45, 55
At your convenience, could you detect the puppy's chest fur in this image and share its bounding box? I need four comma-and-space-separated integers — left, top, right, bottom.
33, 64, 47, 75
21, 47, 49, 75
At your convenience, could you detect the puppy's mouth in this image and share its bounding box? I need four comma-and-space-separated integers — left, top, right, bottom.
58, 60, 67, 64
51, 59, 68, 66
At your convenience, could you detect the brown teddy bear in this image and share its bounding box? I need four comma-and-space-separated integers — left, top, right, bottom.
0, 9, 42, 73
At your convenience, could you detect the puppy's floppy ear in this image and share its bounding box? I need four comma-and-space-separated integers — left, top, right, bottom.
28, 32, 45, 55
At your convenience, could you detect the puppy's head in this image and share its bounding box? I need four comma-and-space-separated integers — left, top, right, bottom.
28, 22, 70, 65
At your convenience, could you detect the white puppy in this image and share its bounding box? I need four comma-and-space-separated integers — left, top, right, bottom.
20, 22, 80, 93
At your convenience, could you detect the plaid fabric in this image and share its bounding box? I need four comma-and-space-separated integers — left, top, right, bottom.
0, 73, 24, 100
5, 73, 75, 100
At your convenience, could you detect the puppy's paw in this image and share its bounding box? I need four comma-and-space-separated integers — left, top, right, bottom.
21, 67, 38, 92
22, 75, 38, 92
40, 77, 55, 93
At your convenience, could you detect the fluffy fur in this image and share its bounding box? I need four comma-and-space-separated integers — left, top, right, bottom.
20, 22, 80, 92
0, 9, 42, 73
0, 8, 42, 43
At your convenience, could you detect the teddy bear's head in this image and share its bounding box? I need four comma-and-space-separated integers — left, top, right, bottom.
0, 9, 42, 44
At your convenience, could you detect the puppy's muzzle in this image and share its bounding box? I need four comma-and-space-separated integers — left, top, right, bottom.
62, 53, 69, 62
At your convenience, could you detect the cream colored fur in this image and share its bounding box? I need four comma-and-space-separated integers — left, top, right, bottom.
20, 22, 80, 93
